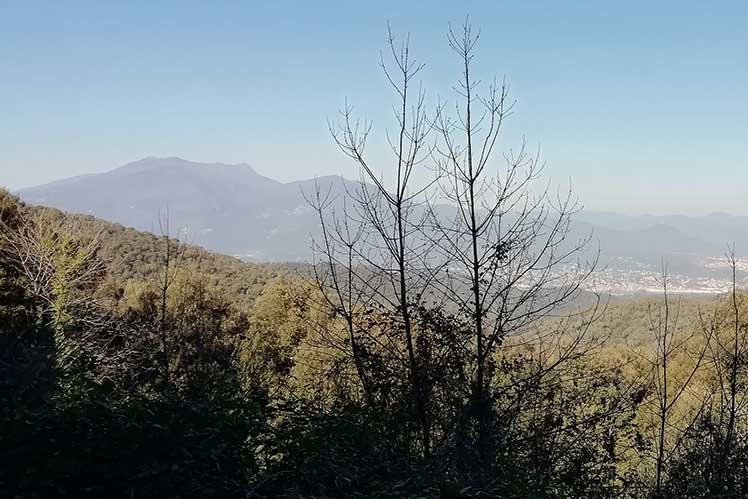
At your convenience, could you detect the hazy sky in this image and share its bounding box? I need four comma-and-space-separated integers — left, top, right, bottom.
1, 1, 747, 215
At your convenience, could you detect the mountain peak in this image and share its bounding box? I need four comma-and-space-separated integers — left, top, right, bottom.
112, 157, 256, 176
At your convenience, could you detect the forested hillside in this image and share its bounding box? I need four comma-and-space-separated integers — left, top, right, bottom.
3, 186, 748, 498
27, 203, 288, 311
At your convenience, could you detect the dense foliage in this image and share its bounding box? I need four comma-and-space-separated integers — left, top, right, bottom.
3, 188, 748, 498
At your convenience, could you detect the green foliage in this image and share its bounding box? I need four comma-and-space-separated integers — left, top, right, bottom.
4, 190, 748, 498
2, 387, 265, 499
0, 189, 33, 329
0, 194, 268, 499
664, 412, 748, 498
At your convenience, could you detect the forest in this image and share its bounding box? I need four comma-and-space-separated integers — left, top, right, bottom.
3, 22, 748, 499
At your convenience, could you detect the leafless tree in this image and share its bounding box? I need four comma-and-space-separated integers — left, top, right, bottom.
0, 208, 108, 372
305, 178, 376, 404
715, 251, 747, 466
692, 249, 748, 490
327, 23, 436, 456
0, 206, 156, 384
0, 209, 104, 326
645, 263, 711, 497
155, 209, 187, 389
426, 20, 598, 456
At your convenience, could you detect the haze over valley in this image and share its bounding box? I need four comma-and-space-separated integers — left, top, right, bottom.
17, 156, 748, 295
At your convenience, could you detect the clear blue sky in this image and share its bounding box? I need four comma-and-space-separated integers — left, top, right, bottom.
1, 1, 747, 215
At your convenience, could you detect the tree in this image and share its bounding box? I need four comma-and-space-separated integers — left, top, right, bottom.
0, 203, 106, 377
306, 179, 375, 404
327, 23, 435, 457
637, 264, 711, 497
426, 20, 599, 468
312, 20, 615, 492
664, 251, 748, 497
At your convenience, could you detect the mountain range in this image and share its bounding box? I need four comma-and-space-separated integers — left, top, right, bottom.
18, 157, 360, 261
15, 157, 748, 293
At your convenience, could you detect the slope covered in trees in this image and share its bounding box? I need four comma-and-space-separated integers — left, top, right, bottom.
3, 186, 748, 498
20, 196, 286, 310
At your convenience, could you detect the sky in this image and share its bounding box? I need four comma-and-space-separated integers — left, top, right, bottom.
1, 1, 747, 215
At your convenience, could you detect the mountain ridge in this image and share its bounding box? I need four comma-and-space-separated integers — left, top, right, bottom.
14, 157, 747, 268
16, 158, 357, 261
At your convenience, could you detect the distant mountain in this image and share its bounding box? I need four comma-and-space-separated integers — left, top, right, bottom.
576, 211, 748, 252
18, 157, 358, 261
14, 158, 747, 278
571, 221, 719, 261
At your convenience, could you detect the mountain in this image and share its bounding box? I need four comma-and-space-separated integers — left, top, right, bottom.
18, 157, 357, 261
576, 211, 748, 251
14, 157, 748, 293
570, 221, 720, 262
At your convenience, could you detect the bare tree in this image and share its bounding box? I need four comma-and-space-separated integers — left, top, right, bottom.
715, 250, 747, 471
644, 264, 711, 497
154, 210, 187, 389
0, 205, 160, 390
0, 209, 104, 327
692, 249, 748, 492
305, 179, 375, 404
427, 20, 597, 458
327, 24, 435, 456
0, 208, 107, 372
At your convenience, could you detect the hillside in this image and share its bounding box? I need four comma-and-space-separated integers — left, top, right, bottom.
2, 188, 742, 499
14, 197, 289, 312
